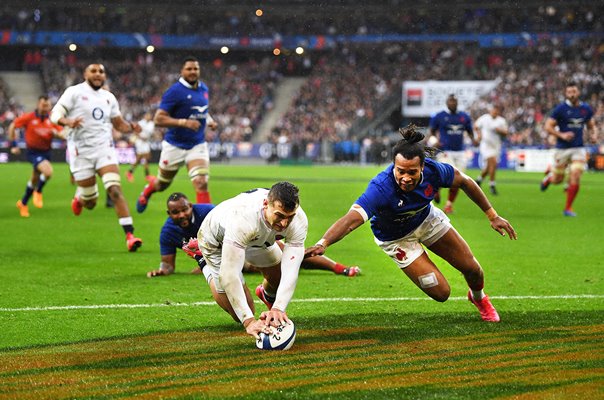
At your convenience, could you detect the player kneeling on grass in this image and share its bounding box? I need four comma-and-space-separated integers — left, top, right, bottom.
147, 192, 361, 278
305, 125, 518, 322
195, 182, 307, 339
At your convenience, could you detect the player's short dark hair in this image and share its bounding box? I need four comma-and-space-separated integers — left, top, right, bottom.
565, 81, 579, 89
38, 95, 49, 101
182, 56, 199, 66
392, 124, 438, 165
268, 181, 299, 211
167, 192, 189, 206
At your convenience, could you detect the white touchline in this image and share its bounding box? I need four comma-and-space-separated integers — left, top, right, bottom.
0, 294, 602, 312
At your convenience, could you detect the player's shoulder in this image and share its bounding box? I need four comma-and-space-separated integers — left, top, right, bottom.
15, 111, 35, 123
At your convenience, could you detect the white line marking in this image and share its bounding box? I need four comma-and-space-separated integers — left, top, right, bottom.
0, 294, 602, 312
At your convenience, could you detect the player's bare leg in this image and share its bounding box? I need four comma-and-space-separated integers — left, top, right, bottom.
402, 253, 450, 302
136, 166, 176, 213
187, 159, 211, 204
428, 227, 499, 322
99, 165, 142, 251
563, 163, 583, 217
486, 157, 498, 195
33, 160, 53, 208
256, 263, 281, 310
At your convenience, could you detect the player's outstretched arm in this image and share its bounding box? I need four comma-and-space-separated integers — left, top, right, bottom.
456, 169, 517, 240
305, 209, 365, 258
147, 254, 176, 278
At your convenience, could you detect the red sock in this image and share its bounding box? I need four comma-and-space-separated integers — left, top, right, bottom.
565, 184, 579, 210
197, 191, 211, 204
143, 181, 156, 197
448, 187, 459, 203
332, 263, 346, 274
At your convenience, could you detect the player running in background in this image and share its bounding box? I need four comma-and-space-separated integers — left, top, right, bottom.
474, 104, 509, 195
306, 125, 517, 323
9, 95, 65, 217
50, 63, 144, 252
136, 57, 217, 213
195, 182, 306, 339
428, 94, 476, 214
540, 82, 599, 217
147, 192, 361, 278
127, 111, 154, 183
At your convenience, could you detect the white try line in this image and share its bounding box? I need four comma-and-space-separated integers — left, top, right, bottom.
1, 294, 602, 312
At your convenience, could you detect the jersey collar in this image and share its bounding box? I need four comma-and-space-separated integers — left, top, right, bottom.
179, 77, 198, 89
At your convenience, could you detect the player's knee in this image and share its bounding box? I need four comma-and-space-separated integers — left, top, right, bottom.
418, 272, 450, 302
101, 172, 121, 191
79, 184, 99, 207
427, 286, 450, 302
157, 171, 174, 189
189, 166, 208, 185
106, 184, 123, 201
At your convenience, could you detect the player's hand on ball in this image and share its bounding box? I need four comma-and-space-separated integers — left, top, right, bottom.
244, 318, 272, 340
261, 309, 290, 327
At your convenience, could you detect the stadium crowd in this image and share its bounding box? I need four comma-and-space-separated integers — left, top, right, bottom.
1, 39, 602, 161
1, 4, 602, 36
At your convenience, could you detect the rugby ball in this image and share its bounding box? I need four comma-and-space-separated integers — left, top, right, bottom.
255, 321, 296, 350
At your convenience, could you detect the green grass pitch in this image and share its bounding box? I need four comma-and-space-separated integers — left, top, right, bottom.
1, 162, 602, 399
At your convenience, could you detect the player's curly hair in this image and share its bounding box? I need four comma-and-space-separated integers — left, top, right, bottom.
391, 124, 439, 165
268, 181, 300, 211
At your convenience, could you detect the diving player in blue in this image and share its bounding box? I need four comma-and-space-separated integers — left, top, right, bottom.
540, 82, 599, 217
147, 193, 362, 278
428, 94, 476, 214
305, 125, 517, 322
137, 57, 217, 214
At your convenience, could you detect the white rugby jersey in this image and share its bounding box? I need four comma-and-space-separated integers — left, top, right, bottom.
202, 188, 308, 250
53, 82, 121, 155
475, 113, 508, 147
201, 188, 308, 320
137, 118, 154, 141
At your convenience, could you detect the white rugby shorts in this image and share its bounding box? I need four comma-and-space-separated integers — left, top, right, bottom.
198, 237, 282, 293
159, 140, 209, 171
375, 205, 452, 269
69, 144, 119, 181
553, 148, 587, 170
479, 143, 501, 162
436, 150, 467, 171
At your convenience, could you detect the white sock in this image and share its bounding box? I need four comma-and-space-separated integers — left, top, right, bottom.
489, 181, 496, 186
471, 289, 485, 301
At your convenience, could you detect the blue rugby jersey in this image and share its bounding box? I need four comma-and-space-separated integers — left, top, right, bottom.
429, 110, 473, 151
355, 158, 454, 241
160, 203, 214, 256
550, 100, 594, 149
159, 77, 210, 150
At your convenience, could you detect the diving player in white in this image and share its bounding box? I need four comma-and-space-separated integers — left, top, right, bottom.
50, 63, 144, 252
197, 182, 308, 339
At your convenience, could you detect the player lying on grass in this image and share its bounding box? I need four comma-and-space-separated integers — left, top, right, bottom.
147, 192, 361, 279
305, 125, 517, 322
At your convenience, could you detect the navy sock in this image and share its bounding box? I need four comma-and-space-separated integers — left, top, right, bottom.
21, 183, 34, 205
36, 177, 47, 192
